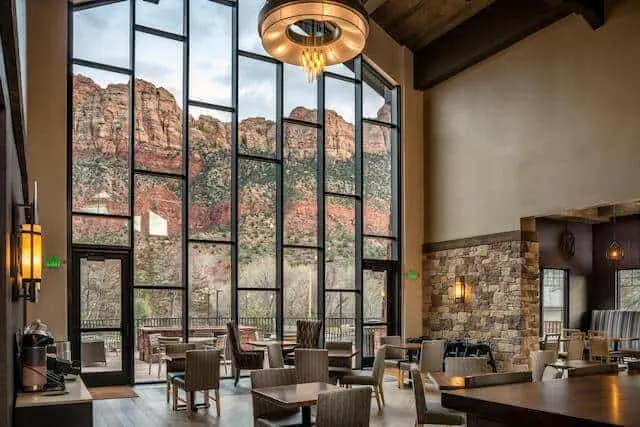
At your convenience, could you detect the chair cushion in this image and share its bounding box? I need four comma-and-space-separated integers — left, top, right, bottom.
422, 407, 465, 425
256, 412, 313, 427
167, 372, 184, 380
341, 370, 375, 386
171, 375, 185, 386
384, 358, 406, 368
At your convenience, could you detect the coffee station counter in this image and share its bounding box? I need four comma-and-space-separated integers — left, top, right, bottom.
14, 375, 93, 427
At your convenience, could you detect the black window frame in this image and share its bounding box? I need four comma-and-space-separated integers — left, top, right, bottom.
539, 267, 569, 336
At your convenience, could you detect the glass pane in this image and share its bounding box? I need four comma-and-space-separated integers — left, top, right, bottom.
136, 0, 183, 35
325, 196, 355, 289
189, 107, 232, 241
73, 1, 130, 68
284, 249, 318, 339
363, 325, 386, 359
325, 59, 355, 78
325, 292, 356, 343
542, 269, 565, 334
238, 57, 276, 157
81, 331, 122, 373
72, 66, 130, 216
72, 216, 130, 247
325, 77, 355, 194
238, 0, 267, 55
364, 123, 392, 236
284, 64, 317, 122
363, 270, 386, 324
284, 123, 317, 246
189, 0, 232, 107
618, 270, 640, 310
238, 160, 276, 288
363, 65, 393, 122
238, 291, 276, 339
134, 288, 184, 380
364, 237, 395, 260
80, 258, 122, 328
188, 243, 232, 328
134, 174, 183, 287
135, 31, 183, 174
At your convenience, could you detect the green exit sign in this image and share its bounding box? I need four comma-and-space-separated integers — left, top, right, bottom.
406, 270, 418, 280
45, 256, 63, 268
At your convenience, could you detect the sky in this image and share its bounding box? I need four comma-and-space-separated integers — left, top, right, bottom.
72, 0, 388, 123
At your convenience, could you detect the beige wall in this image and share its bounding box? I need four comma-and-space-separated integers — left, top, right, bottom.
26, 0, 67, 339
24, 4, 424, 341
425, 0, 640, 243
365, 23, 424, 339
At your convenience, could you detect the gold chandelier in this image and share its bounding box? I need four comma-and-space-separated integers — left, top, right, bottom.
258, 0, 369, 82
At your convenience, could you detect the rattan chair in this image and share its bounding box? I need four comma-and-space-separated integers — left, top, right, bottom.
266, 343, 285, 368
295, 348, 329, 383
164, 343, 196, 402
589, 337, 610, 363
341, 345, 386, 412
564, 334, 585, 361
315, 387, 372, 427
171, 349, 221, 415
410, 367, 464, 426
250, 368, 303, 427
464, 371, 532, 388
567, 363, 617, 378
444, 356, 488, 377
588, 330, 608, 338
227, 322, 264, 386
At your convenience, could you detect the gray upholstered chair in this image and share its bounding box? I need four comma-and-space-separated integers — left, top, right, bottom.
284, 320, 322, 365
315, 387, 372, 427
295, 348, 329, 383
164, 343, 196, 402
341, 345, 386, 412
227, 322, 264, 386
464, 371, 532, 388
444, 356, 488, 377
250, 368, 305, 427
567, 363, 617, 378
171, 349, 221, 415
326, 341, 353, 384
381, 336, 406, 387
266, 343, 285, 368
419, 340, 446, 374
410, 367, 464, 426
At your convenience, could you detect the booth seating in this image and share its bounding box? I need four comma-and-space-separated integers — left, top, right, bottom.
591, 310, 640, 350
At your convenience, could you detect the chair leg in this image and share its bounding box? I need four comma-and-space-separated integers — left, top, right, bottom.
215, 389, 221, 417
172, 385, 178, 411
186, 392, 193, 413
397, 369, 402, 388
234, 368, 240, 386
373, 386, 382, 412
204, 390, 210, 408
157, 360, 162, 378
378, 384, 386, 405
166, 379, 171, 402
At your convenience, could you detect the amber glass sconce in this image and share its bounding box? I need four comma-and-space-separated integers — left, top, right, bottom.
454, 276, 466, 303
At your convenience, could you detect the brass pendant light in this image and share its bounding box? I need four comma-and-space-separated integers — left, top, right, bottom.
258, 0, 369, 82
605, 205, 624, 262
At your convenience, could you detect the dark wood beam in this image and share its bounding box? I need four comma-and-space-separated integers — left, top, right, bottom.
414, 0, 605, 91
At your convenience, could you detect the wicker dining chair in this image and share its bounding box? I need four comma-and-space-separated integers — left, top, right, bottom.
410, 367, 464, 426
295, 348, 329, 383
589, 337, 610, 363
171, 349, 221, 415
164, 343, 196, 402
564, 334, 585, 361
588, 330, 608, 338
341, 345, 386, 412
315, 387, 372, 427
380, 336, 406, 387
266, 343, 285, 369
250, 368, 302, 427
227, 322, 264, 386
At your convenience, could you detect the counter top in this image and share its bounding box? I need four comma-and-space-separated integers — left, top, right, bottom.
16, 376, 93, 408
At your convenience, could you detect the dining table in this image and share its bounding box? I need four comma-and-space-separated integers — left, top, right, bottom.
251, 382, 340, 426
426, 372, 466, 391
386, 343, 422, 362
248, 340, 298, 349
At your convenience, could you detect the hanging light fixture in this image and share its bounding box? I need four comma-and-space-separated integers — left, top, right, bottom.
258, 0, 369, 82
605, 205, 624, 262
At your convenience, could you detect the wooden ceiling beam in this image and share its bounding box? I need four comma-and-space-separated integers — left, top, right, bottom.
413, 0, 605, 91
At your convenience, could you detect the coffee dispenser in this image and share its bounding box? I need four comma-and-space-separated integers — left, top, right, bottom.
21, 325, 53, 391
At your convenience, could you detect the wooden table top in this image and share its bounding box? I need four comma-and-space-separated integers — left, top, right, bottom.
386, 343, 422, 351
16, 376, 92, 408
162, 348, 222, 361
248, 340, 298, 348
251, 382, 340, 409
426, 372, 466, 390
546, 360, 604, 370
443, 374, 640, 427
327, 350, 359, 359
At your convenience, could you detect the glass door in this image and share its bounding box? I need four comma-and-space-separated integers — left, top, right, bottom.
70, 249, 132, 386
362, 260, 400, 366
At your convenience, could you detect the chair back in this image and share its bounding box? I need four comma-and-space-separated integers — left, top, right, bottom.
295, 349, 329, 383
627, 360, 640, 372
542, 333, 560, 355
148, 333, 162, 348
372, 345, 386, 385
266, 343, 285, 368
326, 341, 352, 368
588, 330, 608, 338
419, 340, 446, 373
530, 350, 556, 382
566, 334, 585, 360
165, 343, 197, 373
251, 368, 298, 423
567, 363, 617, 378
185, 349, 220, 391
464, 371, 532, 388
562, 328, 582, 338
380, 336, 404, 360
316, 388, 372, 427
444, 356, 487, 377
589, 337, 610, 362
410, 367, 428, 425
296, 320, 322, 348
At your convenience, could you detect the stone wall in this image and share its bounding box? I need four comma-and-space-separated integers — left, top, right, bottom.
422, 238, 539, 370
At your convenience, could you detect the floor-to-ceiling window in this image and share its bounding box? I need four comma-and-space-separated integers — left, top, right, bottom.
69, 0, 400, 382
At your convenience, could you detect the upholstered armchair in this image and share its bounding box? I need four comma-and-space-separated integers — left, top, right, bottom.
410, 367, 465, 426
250, 368, 302, 427
227, 322, 264, 386
315, 387, 372, 427
341, 345, 386, 411
295, 349, 329, 383
164, 343, 196, 402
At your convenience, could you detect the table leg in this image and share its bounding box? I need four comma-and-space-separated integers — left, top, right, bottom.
614, 341, 620, 352
301, 406, 312, 426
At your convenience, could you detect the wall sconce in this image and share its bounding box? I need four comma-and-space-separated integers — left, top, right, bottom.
13, 183, 42, 302
454, 276, 466, 303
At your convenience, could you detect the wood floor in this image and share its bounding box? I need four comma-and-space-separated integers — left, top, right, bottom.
94, 376, 450, 426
